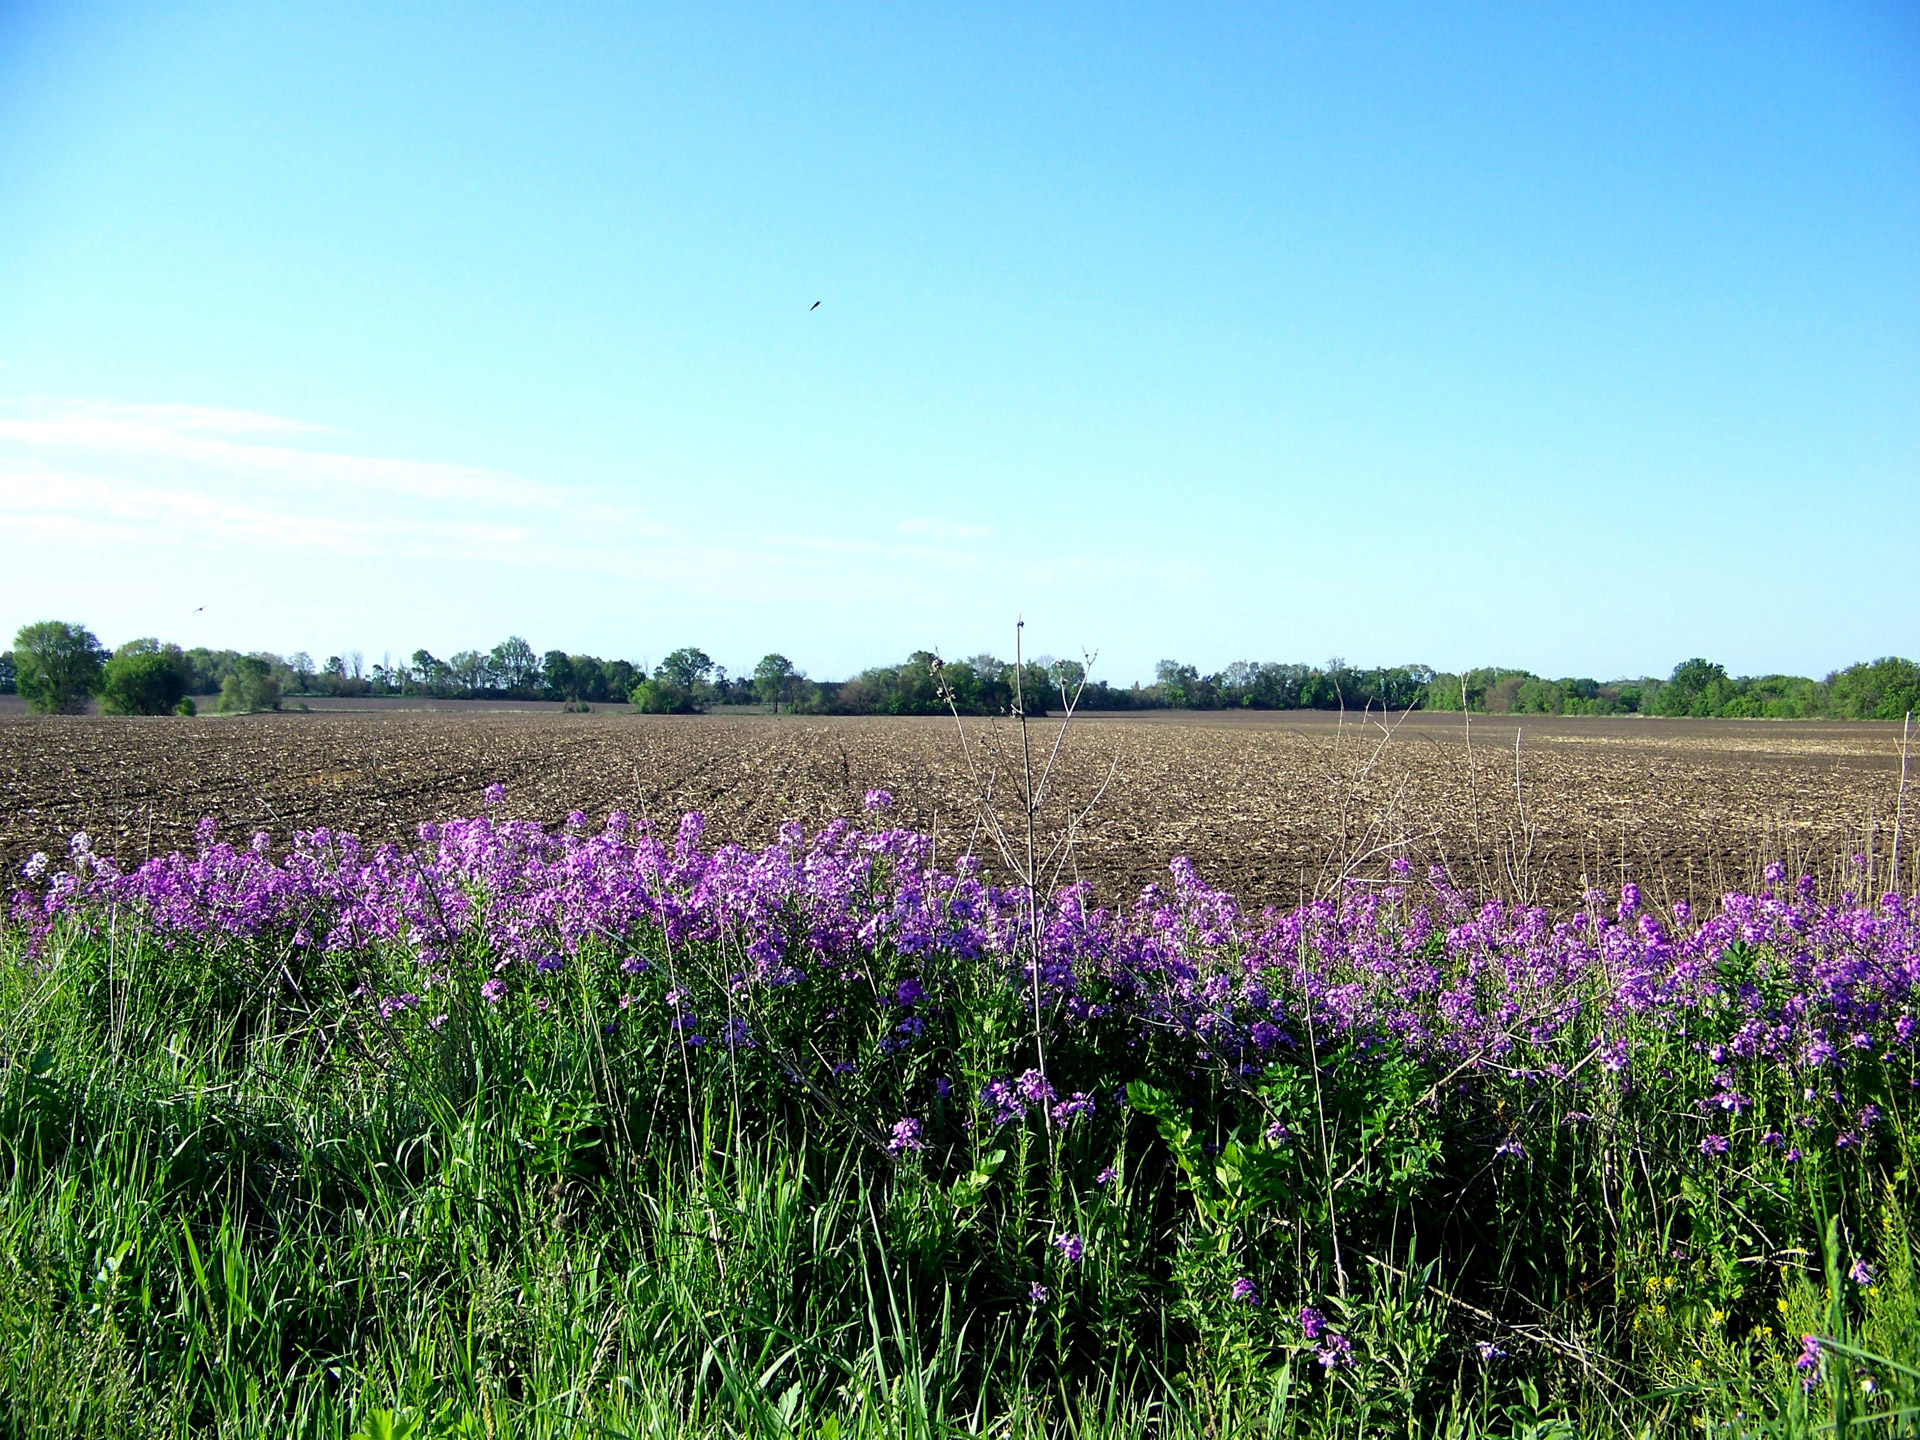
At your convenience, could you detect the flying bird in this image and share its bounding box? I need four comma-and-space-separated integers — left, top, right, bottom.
810, 301, 820, 311
193, 605, 205, 612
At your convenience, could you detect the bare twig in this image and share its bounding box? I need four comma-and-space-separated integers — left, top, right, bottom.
1893, 712, 1911, 895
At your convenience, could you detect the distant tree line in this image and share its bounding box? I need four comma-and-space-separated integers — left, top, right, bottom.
5, 620, 1916, 722
1413, 657, 1920, 721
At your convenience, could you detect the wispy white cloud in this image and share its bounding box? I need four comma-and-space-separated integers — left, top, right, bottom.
0, 398, 1050, 581
0, 398, 1112, 663
0, 396, 669, 565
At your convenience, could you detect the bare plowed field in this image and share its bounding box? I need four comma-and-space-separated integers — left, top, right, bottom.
1, 708, 1911, 909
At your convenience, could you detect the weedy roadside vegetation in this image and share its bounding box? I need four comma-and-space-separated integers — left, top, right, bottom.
2, 672, 1918, 1438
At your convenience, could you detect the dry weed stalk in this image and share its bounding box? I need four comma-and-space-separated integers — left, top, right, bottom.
935, 620, 1116, 1098
1893, 711, 1912, 895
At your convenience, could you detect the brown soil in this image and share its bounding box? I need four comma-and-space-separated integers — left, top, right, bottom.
1, 708, 1912, 910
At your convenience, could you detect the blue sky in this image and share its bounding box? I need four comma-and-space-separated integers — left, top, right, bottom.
1, 2, 1915, 685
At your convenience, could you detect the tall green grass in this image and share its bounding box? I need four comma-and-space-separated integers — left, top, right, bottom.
2, 921, 1915, 1438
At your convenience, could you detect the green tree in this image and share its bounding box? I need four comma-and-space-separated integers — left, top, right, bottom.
489, 636, 541, 693
571, 655, 608, 702
1044, 656, 1086, 702
541, 651, 576, 701
99, 639, 193, 716
13, 620, 107, 714
449, 650, 489, 694
659, 647, 714, 689
217, 655, 282, 713
630, 677, 694, 713
184, 647, 244, 696
603, 659, 638, 700
1653, 658, 1733, 716
1826, 657, 1920, 721
1512, 676, 1565, 714
1154, 660, 1201, 709
754, 654, 797, 711
408, 649, 445, 694
0, 651, 15, 694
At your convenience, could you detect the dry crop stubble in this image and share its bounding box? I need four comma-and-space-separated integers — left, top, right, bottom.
0, 707, 1911, 908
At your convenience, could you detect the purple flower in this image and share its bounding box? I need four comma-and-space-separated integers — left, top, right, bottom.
1028, 1282, 1049, 1305
1264, 1120, 1292, 1146
1316, 1334, 1355, 1369
1050, 1091, 1096, 1127
1849, 1259, 1874, 1285
1095, 1166, 1118, 1186
482, 783, 506, 806
980, 1080, 1023, 1127
1054, 1233, 1084, 1264
481, 978, 506, 1004
1015, 1068, 1057, 1107
1230, 1276, 1260, 1306
1476, 1340, 1506, 1361
1764, 861, 1787, 884
1699, 1134, 1729, 1157
893, 977, 925, 1006
1298, 1306, 1326, 1340
863, 789, 893, 812
886, 1117, 924, 1155
1797, 1335, 1823, 1389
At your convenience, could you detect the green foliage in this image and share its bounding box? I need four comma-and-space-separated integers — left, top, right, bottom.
753, 653, 800, 711
16, 621, 1920, 727
629, 677, 694, 713
12, 619, 108, 713
658, 646, 714, 689
216, 655, 282, 713
3, 912, 1915, 1436
98, 639, 193, 716
1651, 658, 1734, 717
0, 650, 15, 694
539, 650, 638, 704
1414, 657, 1918, 721
827, 651, 1051, 716
1141, 658, 1431, 712
1155, 659, 1205, 708
488, 636, 540, 692
180, 646, 297, 699
1827, 657, 1920, 722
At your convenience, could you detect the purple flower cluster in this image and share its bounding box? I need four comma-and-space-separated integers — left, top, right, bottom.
1797, 1334, 1824, 1390
886, 1117, 925, 1155
11, 795, 1920, 1153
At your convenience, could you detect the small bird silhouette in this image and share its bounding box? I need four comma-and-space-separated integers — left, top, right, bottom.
810, 301, 820, 311
193, 605, 205, 612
